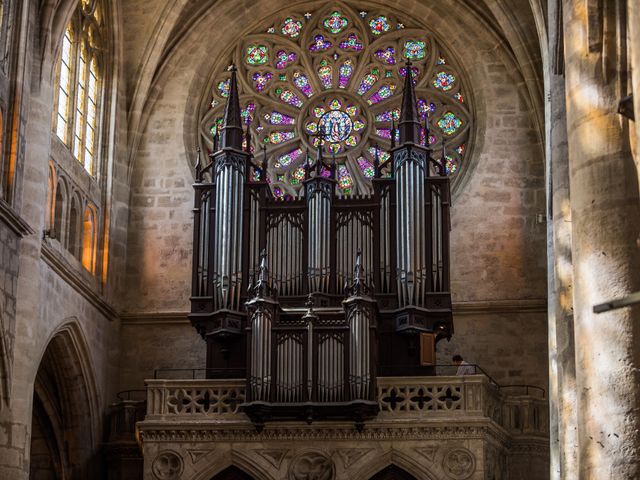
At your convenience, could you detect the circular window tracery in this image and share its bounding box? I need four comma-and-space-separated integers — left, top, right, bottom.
200, 3, 472, 198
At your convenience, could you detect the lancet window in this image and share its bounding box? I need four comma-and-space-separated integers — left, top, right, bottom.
53, 0, 104, 175
200, 3, 471, 198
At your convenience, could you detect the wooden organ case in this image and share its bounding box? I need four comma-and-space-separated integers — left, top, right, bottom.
189, 65, 454, 429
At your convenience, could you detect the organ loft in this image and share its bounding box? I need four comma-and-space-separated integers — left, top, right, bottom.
188, 62, 454, 429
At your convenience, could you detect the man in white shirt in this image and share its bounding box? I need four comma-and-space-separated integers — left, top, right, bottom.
452, 354, 476, 375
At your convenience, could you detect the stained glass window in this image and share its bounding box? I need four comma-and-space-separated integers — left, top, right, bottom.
53, 0, 104, 175
201, 4, 471, 197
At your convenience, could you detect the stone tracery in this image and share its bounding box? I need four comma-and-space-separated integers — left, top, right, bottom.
199, 2, 471, 197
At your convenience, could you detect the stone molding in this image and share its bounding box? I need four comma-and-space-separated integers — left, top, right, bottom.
121, 298, 547, 326
41, 242, 118, 320
0, 199, 35, 237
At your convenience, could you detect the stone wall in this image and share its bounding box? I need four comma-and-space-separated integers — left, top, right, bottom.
121, 0, 548, 396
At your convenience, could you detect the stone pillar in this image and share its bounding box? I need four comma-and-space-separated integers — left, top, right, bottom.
549, 71, 578, 479
563, 1, 640, 478
628, 2, 640, 178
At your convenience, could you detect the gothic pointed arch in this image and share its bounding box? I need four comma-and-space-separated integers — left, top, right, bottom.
211, 465, 255, 480
29, 321, 100, 480
369, 465, 418, 480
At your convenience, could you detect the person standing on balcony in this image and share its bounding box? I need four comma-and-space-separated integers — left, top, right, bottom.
452, 354, 476, 375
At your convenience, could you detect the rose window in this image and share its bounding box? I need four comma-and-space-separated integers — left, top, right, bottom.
200, 3, 472, 198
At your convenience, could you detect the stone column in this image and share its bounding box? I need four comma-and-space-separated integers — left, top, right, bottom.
549, 70, 578, 479
628, 2, 640, 179
563, 1, 640, 478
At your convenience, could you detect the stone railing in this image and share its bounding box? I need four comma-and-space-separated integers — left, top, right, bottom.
145, 379, 246, 419
143, 376, 547, 438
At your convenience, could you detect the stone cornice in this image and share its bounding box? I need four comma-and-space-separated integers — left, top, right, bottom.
121, 299, 547, 326
41, 242, 118, 321
0, 199, 35, 237
138, 419, 512, 445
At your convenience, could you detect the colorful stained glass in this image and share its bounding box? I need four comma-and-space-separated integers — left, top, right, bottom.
318, 62, 333, 89
330, 99, 342, 110
313, 106, 326, 118
279, 74, 287, 81
210, 117, 223, 136
419, 128, 436, 146
306, 122, 318, 134
339, 33, 363, 51
281, 17, 303, 38
264, 111, 295, 125
293, 72, 314, 97
267, 27, 275, 34
403, 40, 426, 60
399, 66, 420, 81
375, 128, 399, 141
272, 186, 285, 198
456, 144, 465, 155
252, 168, 262, 182
275, 50, 297, 69
357, 157, 375, 178
438, 112, 462, 135
454, 92, 464, 103
319, 110, 353, 142
252, 72, 273, 92
278, 88, 304, 108
375, 108, 400, 122
309, 34, 332, 53
275, 148, 303, 167
357, 69, 379, 95
368, 146, 390, 163
417, 99, 436, 118
345, 135, 357, 147
337, 164, 353, 192
246, 45, 269, 65
328, 143, 342, 154
217, 79, 230, 97
369, 16, 390, 35
338, 60, 354, 88
323, 11, 348, 34
353, 120, 365, 131
320, 166, 332, 178
433, 71, 455, 91
437, 56, 446, 65
444, 155, 458, 174
367, 84, 396, 105
290, 167, 306, 185
267, 131, 296, 144
375, 47, 396, 65
241, 103, 256, 124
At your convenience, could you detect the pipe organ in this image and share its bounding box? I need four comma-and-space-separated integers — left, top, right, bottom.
189, 65, 454, 427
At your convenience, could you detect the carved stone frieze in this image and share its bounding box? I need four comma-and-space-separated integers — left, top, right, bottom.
288, 451, 334, 480
442, 448, 475, 480
335, 448, 373, 468
255, 449, 288, 469
152, 451, 184, 480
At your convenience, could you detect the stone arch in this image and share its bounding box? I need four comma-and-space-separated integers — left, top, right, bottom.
192, 453, 276, 480
369, 464, 418, 480
350, 448, 438, 480
211, 465, 255, 480
29, 320, 101, 480
52, 178, 67, 243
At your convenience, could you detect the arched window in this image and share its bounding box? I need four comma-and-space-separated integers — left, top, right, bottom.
81, 205, 97, 273
68, 196, 81, 259
53, 180, 67, 242
45, 162, 55, 231
53, 0, 104, 175
200, 5, 471, 198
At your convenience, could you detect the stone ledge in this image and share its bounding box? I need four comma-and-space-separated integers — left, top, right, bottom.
41, 242, 118, 320
120, 298, 547, 325
0, 199, 34, 237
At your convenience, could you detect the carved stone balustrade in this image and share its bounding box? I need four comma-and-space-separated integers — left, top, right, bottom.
138, 376, 548, 480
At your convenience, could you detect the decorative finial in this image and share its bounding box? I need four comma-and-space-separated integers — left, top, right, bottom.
440, 139, 447, 176
195, 147, 202, 182
345, 249, 371, 297
220, 65, 243, 150
398, 60, 420, 144
373, 143, 380, 178
244, 121, 252, 154
390, 118, 396, 149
